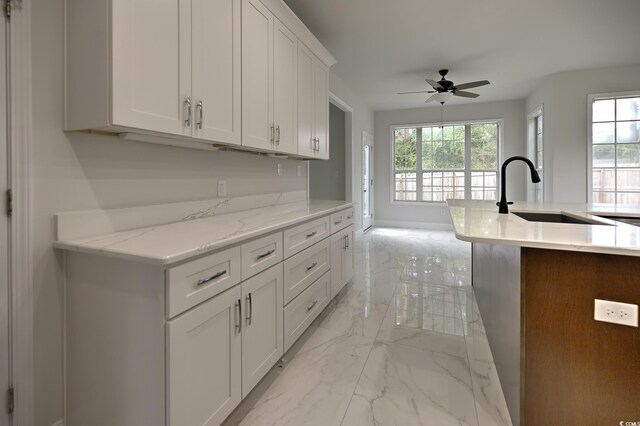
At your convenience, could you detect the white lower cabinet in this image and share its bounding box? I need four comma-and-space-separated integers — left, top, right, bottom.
167, 285, 242, 426
241, 264, 284, 397
330, 224, 354, 299
283, 271, 330, 351
63, 207, 354, 426
168, 263, 283, 425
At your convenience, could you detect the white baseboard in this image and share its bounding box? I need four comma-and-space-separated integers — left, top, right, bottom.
51, 420, 63, 426
373, 220, 454, 231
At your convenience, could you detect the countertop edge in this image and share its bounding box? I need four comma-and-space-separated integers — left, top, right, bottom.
54, 201, 355, 266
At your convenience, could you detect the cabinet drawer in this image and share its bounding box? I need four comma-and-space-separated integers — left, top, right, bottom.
283, 271, 330, 352
166, 247, 241, 318
283, 216, 330, 258
283, 238, 330, 305
241, 232, 283, 280
330, 207, 355, 233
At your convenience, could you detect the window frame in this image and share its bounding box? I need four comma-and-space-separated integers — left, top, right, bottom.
587, 90, 640, 204
389, 118, 504, 205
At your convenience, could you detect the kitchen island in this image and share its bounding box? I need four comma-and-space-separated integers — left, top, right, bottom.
448, 200, 640, 426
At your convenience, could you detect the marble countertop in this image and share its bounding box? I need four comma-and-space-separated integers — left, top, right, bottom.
54, 199, 354, 265
447, 200, 640, 257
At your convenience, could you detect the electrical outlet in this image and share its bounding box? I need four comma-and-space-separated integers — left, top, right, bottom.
297, 164, 302, 177
217, 180, 227, 197
594, 299, 638, 327
277, 164, 283, 176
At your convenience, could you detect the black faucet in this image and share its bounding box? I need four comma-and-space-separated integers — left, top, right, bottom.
498, 156, 541, 214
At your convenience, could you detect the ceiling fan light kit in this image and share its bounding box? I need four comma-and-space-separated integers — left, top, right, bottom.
398, 69, 490, 104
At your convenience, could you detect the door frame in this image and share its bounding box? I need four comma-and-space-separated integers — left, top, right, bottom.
328, 92, 357, 227
5, 1, 34, 424
361, 130, 373, 231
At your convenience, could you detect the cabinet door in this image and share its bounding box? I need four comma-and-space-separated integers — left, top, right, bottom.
192, 0, 241, 145
296, 43, 315, 158
242, 0, 274, 151
272, 19, 298, 155
330, 231, 345, 299
167, 286, 241, 426
241, 264, 284, 397
342, 225, 354, 286
313, 60, 330, 159
111, 0, 191, 137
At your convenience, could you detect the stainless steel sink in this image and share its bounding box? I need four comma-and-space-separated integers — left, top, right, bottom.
512, 211, 611, 225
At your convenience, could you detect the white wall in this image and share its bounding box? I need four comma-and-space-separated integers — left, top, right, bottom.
374, 100, 527, 226
32, 2, 307, 424
527, 63, 640, 202
309, 103, 346, 199
329, 72, 375, 232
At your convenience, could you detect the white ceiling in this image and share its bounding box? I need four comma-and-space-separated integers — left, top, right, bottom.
282, 0, 640, 111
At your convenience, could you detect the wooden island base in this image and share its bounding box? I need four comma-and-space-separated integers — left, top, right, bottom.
473, 244, 640, 425
521, 248, 640, 425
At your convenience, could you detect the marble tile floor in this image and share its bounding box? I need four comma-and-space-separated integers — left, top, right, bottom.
223, 228, 512, 426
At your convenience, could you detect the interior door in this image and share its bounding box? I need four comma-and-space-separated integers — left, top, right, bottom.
362, 131, 374, 231
0, 13, 10, 426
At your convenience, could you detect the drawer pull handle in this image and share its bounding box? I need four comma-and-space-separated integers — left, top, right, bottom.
256, 249, 276, 260
306, 300, 318, 311
306, 262, 318, 272
246, 293, 253, 325
347, 214, 353, 219
305, 231, 317, 239
334, 219, 342, 225
236, 299, 242, 332
196, 270, 227, 286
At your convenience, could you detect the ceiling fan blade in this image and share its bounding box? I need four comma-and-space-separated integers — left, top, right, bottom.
397, 90, 435, 95
453, 91, 480, 98
452, 80, 490, 91
426, 79, 444, 90
424, 95, 436, 104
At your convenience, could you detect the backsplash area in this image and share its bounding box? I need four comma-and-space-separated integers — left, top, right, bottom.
56, 190, 308, 241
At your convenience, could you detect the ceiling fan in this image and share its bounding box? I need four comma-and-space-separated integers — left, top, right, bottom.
398, 69, 490, 103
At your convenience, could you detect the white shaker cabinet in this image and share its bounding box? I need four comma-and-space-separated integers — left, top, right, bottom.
167, 286, 242, 426
242, 0, 298, 154
241, 264, 284, 397
330, 224, 354, 299
191, 0, 242, 145
66, 0, 241, 146
297, 42, 329, 159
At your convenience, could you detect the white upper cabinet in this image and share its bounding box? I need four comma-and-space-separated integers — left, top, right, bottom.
66, 0, 334, 156
242, 0, 298, 154
191, 0, 242, 145
111, 0, 191, 137
66, 0, 241, 147
272, 20, 298, 155
297, 42, 329, 159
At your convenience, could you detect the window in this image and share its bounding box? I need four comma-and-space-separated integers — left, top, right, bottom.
392, 121, 500, 202
527, 107, 543, 202
589, 93, 640, 204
